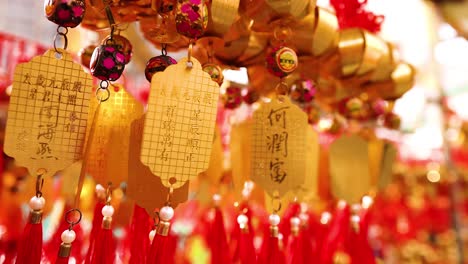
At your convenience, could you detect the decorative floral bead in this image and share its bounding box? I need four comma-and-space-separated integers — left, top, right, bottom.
383, 112, 401, 129
291, 79, 316, 103
175, 0, 208, 39
145, 55, 177, 82
307, 105, 320, 124
102, 35, 133, 64
345, 97, 363, 119
242, 89, 259, 105
78, 45, 96, 69
44, 0, 85, 28
266, 46, 298, 78
223, 86, 242, 109
90, 44, 126, 81
155, 0, 176, 13
203, 63, 224, 85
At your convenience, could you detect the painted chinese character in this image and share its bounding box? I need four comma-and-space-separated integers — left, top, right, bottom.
29, 88, 38, 100
166, 106, 176, 118
170, 88, 180, 100
160, 149, 169, 161
61, 79, 70, 90
67, 94, 77, 105
266, 132, 288, 157
23, 73, 32, 84
72, 81, 83, 92
47, 77, 59, 89
187, 138, 199, 151
270, 158, 286, 183
193, 91, 201, 103
162, 120, 175, 130
192, 109, 201, 120
189, 124, 200, 136
36, 142, 52, 156
42, 90, 52, 102
39, 106, 59, 127
37, 127, 55, 141
268, 106, 289, 129
36, 74, 46, 87
203, 93, 212, 105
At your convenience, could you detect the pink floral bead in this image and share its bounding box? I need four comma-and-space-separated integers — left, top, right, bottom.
175, 0, 208, 39
44, 0, 85, 28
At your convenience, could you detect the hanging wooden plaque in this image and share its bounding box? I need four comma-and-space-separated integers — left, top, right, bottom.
251, 96, 308, 197
85, 85, 144, 186
128, 115, 189, 214
141, 58, 220, 189
4, 49, 92, 177
329, 134, 370, 203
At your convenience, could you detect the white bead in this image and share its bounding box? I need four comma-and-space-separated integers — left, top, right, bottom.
101, 205, 114, 217
269, 214, 280, 226
95, 184, 105, 196
29, 196, 45, 210
237, 214, 248, 226
212, 194, 221, 205
61, 230, 76, 244
159, 206, 174, 221
351, 215, 360, 224
149, 230, 156, 242
290, 217, 300, 227
241, 189, 250, 199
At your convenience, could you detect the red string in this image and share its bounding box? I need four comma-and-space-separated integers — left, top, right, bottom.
84, 201, 105, 264
90, 228, 115, 264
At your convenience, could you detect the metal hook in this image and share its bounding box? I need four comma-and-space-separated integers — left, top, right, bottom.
35, 172, 44, 198
161, 44, 168, 56
165, 186, 174, 206
105, 183, 112, 205
272, 194, 282, 213
153, 211, 161, 228
65, 208, 83, 230
187, 42, 193, 68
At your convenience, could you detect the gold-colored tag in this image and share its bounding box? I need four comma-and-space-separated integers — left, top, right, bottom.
296, 126, 319, 201
85, 85, 144, 186
251, 96, 308, 197
128, 115, 189, 214
141, 57, 220, 189
378, 143, 397, 189
329, 134, 370, 203
199, 126, 223, 185
230, 119, 253, 195
4, 49, 92, 177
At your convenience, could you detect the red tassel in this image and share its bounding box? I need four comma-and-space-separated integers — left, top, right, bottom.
128, 205, 152, 264
147, 206, 176, 264
286, 217, 304, 264
16, 211, 43, 264
54, 256, 69, 264
90, 227, 115, 264
147, 232, 177, 264
320, 202, 351, 263
207, 207, 231, 263
259, 236, 285, 264
84, 201, 105, 264
232, 212, 256, 264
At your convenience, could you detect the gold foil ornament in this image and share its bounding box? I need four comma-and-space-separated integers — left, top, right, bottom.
207, 0, 240, 37
329, 134, 371, 203
4, 49, 92, 177
251, 96, 308, 197
141, 57, 220, 189
265, 0, 311, 18
128, 115, 189, 214
85, 84, 144, 186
